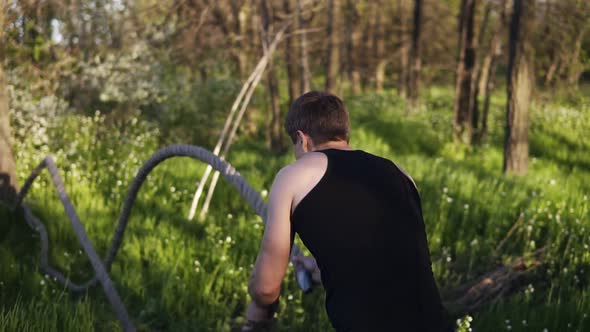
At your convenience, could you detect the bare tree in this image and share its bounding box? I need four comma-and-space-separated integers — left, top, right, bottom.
479, 0, 507, 140
284, 0, 301, 105
503, 0, 534, 175
408, 0, 423, 111
298, 0, 311, 93
325, 0, 341, 93
211, 1, 251, 78
399, 0, 411, 98
453, 0, 478, 143
344, 0, 362, 94
0, 6, 17, 203
373, 0, 387, 92
567, 26, 588, 87
261, 0, 286, 153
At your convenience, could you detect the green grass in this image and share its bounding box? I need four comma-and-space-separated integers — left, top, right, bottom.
1, 87, 589, 331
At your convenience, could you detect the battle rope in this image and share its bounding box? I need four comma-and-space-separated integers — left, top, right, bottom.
13, 144, 312, 332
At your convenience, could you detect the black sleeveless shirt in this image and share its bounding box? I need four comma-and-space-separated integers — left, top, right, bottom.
290, 149, 451, 332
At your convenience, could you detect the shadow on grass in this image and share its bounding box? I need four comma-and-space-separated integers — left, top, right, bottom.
530, 126, 590, 172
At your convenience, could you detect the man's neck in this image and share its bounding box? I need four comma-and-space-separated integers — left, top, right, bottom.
312, 140, 351, 151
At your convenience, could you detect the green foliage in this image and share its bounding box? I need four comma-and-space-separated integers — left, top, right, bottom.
1, 87, 590, 331
0, 296, 98, 332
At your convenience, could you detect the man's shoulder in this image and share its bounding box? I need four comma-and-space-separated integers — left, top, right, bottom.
285, 152, 327, 173
275, 153, 327, 187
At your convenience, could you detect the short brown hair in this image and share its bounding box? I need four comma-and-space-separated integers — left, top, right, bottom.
284, 91, 350, 145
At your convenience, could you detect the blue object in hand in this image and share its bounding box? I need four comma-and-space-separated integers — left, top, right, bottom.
295, 266, 313, 293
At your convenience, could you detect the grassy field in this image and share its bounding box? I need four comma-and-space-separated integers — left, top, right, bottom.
1, 87, 589, 331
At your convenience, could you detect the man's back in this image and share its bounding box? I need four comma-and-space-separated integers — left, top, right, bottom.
290, 148, 451, 332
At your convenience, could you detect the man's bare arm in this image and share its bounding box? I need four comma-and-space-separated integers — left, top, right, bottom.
248, 167, 294, 306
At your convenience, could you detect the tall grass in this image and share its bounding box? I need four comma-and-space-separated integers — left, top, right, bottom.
1, 87, 589, 331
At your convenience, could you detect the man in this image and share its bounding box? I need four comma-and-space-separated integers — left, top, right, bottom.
244, 91, 452, 331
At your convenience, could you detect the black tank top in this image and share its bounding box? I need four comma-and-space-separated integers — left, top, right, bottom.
290, 149, 451, 332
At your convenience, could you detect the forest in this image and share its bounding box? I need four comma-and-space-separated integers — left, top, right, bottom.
1, 0, 590, 331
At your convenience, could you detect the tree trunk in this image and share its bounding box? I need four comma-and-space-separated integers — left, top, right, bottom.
236, 3, 250, 78
0, 8, 18, 203
453, 0, 478, 144
479, 34, 501, 140
284, 0, 300, 105
298, 0, 311, 93
567, 27, 587, 87
543, 52, 559, 87
399, 0, 410, 99
361, 2, 377, 91
503, 0, 533, 175
470, 2, 493, 143
260, 0, 285, 153
480, 0, 507, 140
374, 0, 387, 92
267, 63, 285, 153
325, 0, 341, 93
345, 0, 362, 95
408, 0, 423, 112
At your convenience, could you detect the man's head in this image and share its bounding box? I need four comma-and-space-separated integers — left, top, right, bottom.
284, 91, 350, 159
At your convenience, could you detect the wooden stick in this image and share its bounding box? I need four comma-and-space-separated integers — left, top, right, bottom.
199, 26, 287, 219
186, 27, 285, 220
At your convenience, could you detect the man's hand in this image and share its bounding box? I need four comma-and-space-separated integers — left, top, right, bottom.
241, 299, 278, 331
291, 255, 321, 284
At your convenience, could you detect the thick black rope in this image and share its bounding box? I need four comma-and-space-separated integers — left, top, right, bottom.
14, 144, 311, 332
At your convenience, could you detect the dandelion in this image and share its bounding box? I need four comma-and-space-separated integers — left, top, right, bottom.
40, 280, 45, 286
227, 213, 233, 219
221, 255, 227, 261
225, 236, 232, 243
446, 256, 452, 262
287, 295, 293, 301
261, 189, 268, 198
170, 186, 176, 193
446, 197, 453, 203
549, 179, 557, 186
194, 260, 200, 266
443, 187, 448, 193
464, 204, 469, 210
194, 267, 200, 273
522, 320, 527, 326
117, 180, 122, 186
